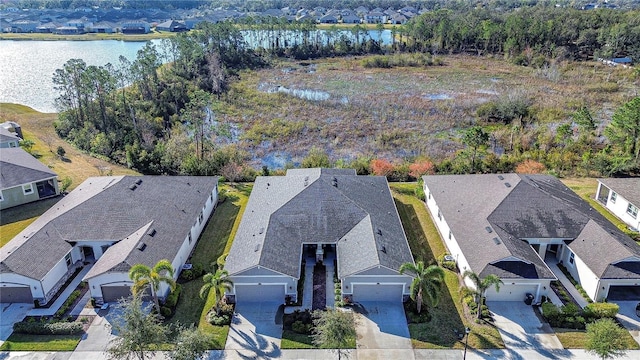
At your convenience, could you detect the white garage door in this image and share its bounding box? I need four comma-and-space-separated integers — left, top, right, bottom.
485, 284, 539, 302
353, 284, 403, 302
235, 284, 285, 303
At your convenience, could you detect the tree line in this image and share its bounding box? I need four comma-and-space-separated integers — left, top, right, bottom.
53, 13, 639, 178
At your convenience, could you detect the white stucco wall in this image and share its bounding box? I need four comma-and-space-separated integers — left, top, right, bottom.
0, 273, 43, 298
41, 254, 73, 295
424, 183, 472, 274
341, 274, 411, 296
598, 182, 640, 231
562, 247, 599, 301
229, 275, 297, 296
87, 273, 132, 299
598, 278, 640, 301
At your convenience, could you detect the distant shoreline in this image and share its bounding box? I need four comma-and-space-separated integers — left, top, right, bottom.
0, 32, 173, 41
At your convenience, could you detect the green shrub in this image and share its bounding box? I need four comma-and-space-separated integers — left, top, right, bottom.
207, 313, 230, 326
414, 185, 426, 201
292, 320, 312, 334
219, 303, 234, 316
54, 289, 82, 318
164, 284, 182, 308
14, 320, 83, 335
160, 306, 172, 318
584, 302, 619, 319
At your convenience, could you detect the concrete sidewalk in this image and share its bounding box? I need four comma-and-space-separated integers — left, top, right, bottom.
545, 260, 590, 308
28, 264, 94, 317
3, 349, 640, 360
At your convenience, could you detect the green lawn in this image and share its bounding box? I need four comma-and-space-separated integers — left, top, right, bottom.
0, 333, 81, 351
390, 183, 504, 349
554, 327, 640, 349
0, 197, 62, 247
281, 330, 316, 349
166, 183, 251, 349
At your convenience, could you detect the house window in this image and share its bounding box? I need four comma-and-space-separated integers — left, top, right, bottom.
188, 233, 192, 244
627, 204, 639, 219
428, 192, 431, 200
65, 252, 72, 267
199, 210, 204, 224
22, 184, 33, 195
569, 252, 575, 265
611, 192, 617, 203
437, 209, 442, 220
448, 231, 452, 240
0, 191, 3, 202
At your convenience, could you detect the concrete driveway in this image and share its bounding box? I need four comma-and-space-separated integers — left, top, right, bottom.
612, 301, 640, 345
0, 303, 30, 345
354, 301, 413, 360
488, 301, 563, 351
225, 302, 283, 359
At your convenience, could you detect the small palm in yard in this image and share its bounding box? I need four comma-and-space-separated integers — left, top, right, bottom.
200, 268, 233, 315
462, 270, 503, 319
399, 261, 445, 314
129, 259, 176, 313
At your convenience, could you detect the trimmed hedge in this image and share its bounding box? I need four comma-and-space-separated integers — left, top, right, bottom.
164, 284, 182, 308
584, 302, 619, 319
14, 320, 83, 335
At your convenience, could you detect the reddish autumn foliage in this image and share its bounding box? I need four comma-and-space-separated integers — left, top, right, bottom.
370, 159, 395, 176
515, 159, 546, 174
409, 160, 435, 178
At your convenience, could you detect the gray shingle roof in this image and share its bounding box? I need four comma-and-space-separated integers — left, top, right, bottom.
0, 127, 20, 144
423, 174, 640, 280
0, 147, 57, 189
599, 178, 640, 208
1, 175, 217, 280
225, 168, 413, 279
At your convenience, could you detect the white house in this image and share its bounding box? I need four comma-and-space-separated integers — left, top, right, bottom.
596, 178, 640, 232
0, 176, 218, 304
225, 168, 414, 305
423, 174, 640, 303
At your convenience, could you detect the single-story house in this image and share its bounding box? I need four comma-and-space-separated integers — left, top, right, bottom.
121, 21, 150, 34
225, 168, 414, 305
596, 178, 640, 232
423, 174, 640, 303
0, 175, 218, 304
0, 147, 59, 210
156, 20, 187, 32
341, 14, 361, 24
319, 14, 338, 24
0, 127, 20, 148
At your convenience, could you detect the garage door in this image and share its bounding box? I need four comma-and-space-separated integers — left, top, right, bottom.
101, 285, 132, 302
353, 284, 403, 302
235, 284, 285, 303
485, 284, 538, 302
608, 286, 640, 301
0, 286, 33, 303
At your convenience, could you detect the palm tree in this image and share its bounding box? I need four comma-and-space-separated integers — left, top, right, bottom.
399, 261, 445, 314
129, 259, 176, 313
200, 268, 233, 315
463, 270, 503, 319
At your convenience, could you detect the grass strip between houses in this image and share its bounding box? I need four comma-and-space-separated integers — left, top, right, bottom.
390, 183, 504, 349
166, 183, 251, 349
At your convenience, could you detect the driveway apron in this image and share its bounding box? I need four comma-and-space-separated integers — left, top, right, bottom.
0, 303, 30, 346
225, 302, 283, 359
354, 301, 414, 360
488, 301, 563, 351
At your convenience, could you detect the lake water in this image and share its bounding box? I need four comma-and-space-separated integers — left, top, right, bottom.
0, 40, 157, 113
0, 29, 392, 113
